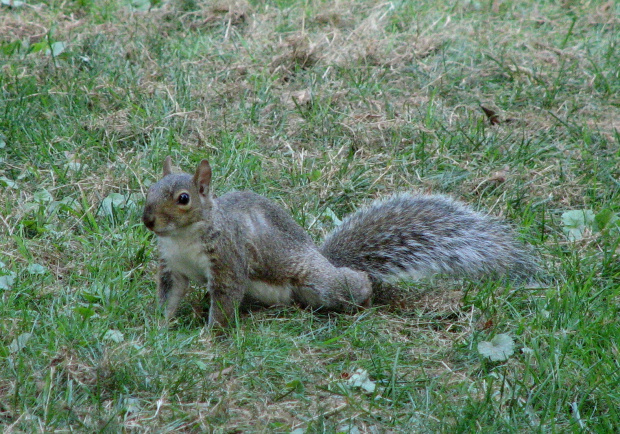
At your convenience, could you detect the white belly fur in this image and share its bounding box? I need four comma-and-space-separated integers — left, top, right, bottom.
158, 224, 212, 283
248, 280, 294, 306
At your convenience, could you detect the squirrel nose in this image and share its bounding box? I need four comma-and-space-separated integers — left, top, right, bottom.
142, 209, 155, 231
143, 218, 155, 231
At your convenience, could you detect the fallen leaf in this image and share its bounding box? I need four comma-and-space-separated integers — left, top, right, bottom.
27, 263, 47, 275
1, 0, 25, 8
103, 329, 124, 343
478, 333, 515, 361
344, 368, 376, 394
561, 209, 595, 241
9, 333, 32, 353
480, 105, 501, 125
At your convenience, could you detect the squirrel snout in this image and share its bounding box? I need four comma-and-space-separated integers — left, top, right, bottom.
142, 208, 156, 231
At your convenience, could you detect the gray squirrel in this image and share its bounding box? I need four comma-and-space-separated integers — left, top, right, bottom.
142, 157, 537, 327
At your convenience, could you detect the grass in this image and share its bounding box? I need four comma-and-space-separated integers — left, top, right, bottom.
1, 0, 619, 431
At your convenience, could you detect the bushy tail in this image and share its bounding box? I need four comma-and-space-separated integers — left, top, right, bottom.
320, 194, 537, 284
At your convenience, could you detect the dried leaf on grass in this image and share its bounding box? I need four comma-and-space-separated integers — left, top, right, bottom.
480, 105, 501, 125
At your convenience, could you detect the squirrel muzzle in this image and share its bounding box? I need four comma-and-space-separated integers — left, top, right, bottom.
142, 205, 156, 231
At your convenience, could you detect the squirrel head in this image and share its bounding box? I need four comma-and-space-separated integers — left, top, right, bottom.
142, 156, 213, 236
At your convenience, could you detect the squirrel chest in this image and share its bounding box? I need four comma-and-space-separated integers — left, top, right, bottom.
156, 222, 295, 305
157, 223, 212, 283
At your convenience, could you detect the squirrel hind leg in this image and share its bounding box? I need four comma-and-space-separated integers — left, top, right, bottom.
336, 267, 373, 310
292, 261, 372, 312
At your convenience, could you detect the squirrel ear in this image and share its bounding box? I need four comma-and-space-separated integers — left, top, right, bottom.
193, 159, 212, 196
163, 156, 173, 176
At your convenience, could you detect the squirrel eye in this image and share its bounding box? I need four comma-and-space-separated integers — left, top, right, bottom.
177, 193, 190, 205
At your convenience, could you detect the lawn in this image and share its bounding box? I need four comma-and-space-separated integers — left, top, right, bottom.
1, 0, 619, 432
